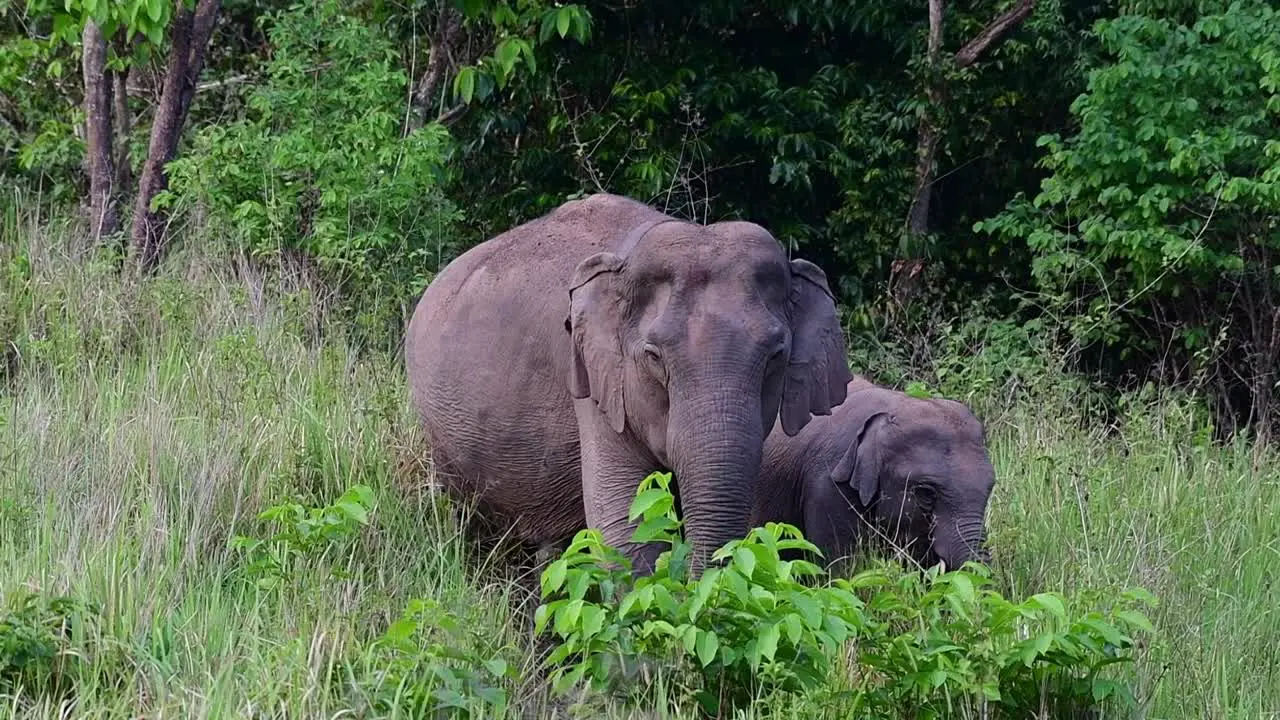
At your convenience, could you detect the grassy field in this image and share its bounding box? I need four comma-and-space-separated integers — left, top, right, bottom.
2, 211, 1278, 719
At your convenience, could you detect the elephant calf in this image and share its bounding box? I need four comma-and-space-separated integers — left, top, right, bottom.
751, 376, 995, 572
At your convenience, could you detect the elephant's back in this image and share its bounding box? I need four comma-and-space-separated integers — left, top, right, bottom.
406, 193, 663, 406
403, 193, 667, 537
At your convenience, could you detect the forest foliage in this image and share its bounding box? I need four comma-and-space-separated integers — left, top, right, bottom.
2, 0, 1278, 439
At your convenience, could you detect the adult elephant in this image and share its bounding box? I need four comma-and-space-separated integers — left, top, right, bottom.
405, 193, 851, 575
752, 376, 995, 572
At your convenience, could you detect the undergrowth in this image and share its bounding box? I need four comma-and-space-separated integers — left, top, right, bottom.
1, 209, 1277, 717
535, 472, 1157, 718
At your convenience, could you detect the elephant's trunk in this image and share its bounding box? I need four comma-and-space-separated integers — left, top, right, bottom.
934, 514, 990, 570
668, 381, 764, 575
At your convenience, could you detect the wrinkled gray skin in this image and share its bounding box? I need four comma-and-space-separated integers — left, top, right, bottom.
405, 193, 852, 575
751, 376, 995, 571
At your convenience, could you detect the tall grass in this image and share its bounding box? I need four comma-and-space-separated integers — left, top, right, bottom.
2, 205, 1277, 718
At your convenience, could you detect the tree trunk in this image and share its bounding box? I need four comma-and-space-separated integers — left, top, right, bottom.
130, 0, 221, 273
895, 0, 1035, 305
113, 29, 134, 198
905, 0, 1037, 239
406, 7, 466, 134
82, 19, 118, 241
906, 0, 946, 239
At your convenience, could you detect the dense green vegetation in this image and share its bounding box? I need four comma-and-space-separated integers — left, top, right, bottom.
3, 0, 1277, 435
2, 211, 1276, 717
2, 0, 1279, 716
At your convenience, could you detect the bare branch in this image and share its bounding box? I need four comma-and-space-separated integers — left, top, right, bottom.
954, 0, 1036, 68
436, 103, 468, 126
195, 72, 253, 92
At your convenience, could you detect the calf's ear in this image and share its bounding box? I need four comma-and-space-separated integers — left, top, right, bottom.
828, 411, 889, 507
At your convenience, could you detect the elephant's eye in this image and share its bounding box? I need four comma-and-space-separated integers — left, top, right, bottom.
914, 484, 937, 508
641, 342, 668, 384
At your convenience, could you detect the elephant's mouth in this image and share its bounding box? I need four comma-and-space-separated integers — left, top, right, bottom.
926, 522, 990, 571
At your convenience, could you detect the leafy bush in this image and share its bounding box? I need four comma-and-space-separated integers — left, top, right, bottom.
535, 474, 1158, 718
230, 483, 376, 589
536, 471, 865, 715
167, 0, 462, 338
0, 32, 83, 206
353, 597, 518, 718
977, 0, 1280, 437
0, 592, 99, 697
848, 564, 1157, 717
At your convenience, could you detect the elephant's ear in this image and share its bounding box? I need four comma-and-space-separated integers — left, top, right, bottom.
780, 258, 854, 436
829, 411, 889, 507
566, 251, 628, 434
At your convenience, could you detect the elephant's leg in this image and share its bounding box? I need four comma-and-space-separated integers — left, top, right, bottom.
574, 399, 664, 575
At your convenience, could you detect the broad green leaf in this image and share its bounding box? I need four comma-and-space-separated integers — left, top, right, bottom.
334, 501, 368, 524
541, 560, 568, 595
758, 622, 780, 662
982, 681, 1001, 701
681, 624, 698, 654
790, 591, 822, 629
1028, 592, 1066, 620
495, 38, 521, 75
1081, 618, 1130, 647
618, 592, 639, 619
628, 488, 672, 520
538, 11, 558, 43
651, 583, 678, 616
567, 568, 591, 601
719, 567, 749, 606
454, 66, 477, 104
696, 630, 719, 667
631, 515, 678, 543
782, 613, 803, 644
580, 605, 605, 637
733, 547, 756, 579
689, 567, 720, 620
557, 599, 583, 632
556, 6, 572, 37
1116, 609, 1155, 633
948, 572, 975, 603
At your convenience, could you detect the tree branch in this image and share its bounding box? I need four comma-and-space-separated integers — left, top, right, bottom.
195, 72, 253, 92
436, 103, 468, 126
954, 0, 1036, 69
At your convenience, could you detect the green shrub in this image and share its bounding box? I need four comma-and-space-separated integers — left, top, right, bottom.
847, 563, 1157, 717
535, 474, 1158, 718
229, 483, 376, 589
353, 597, 518, 718
536, 471, 864, 715
0, 592, 99, 698
166, 0, 463, 341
